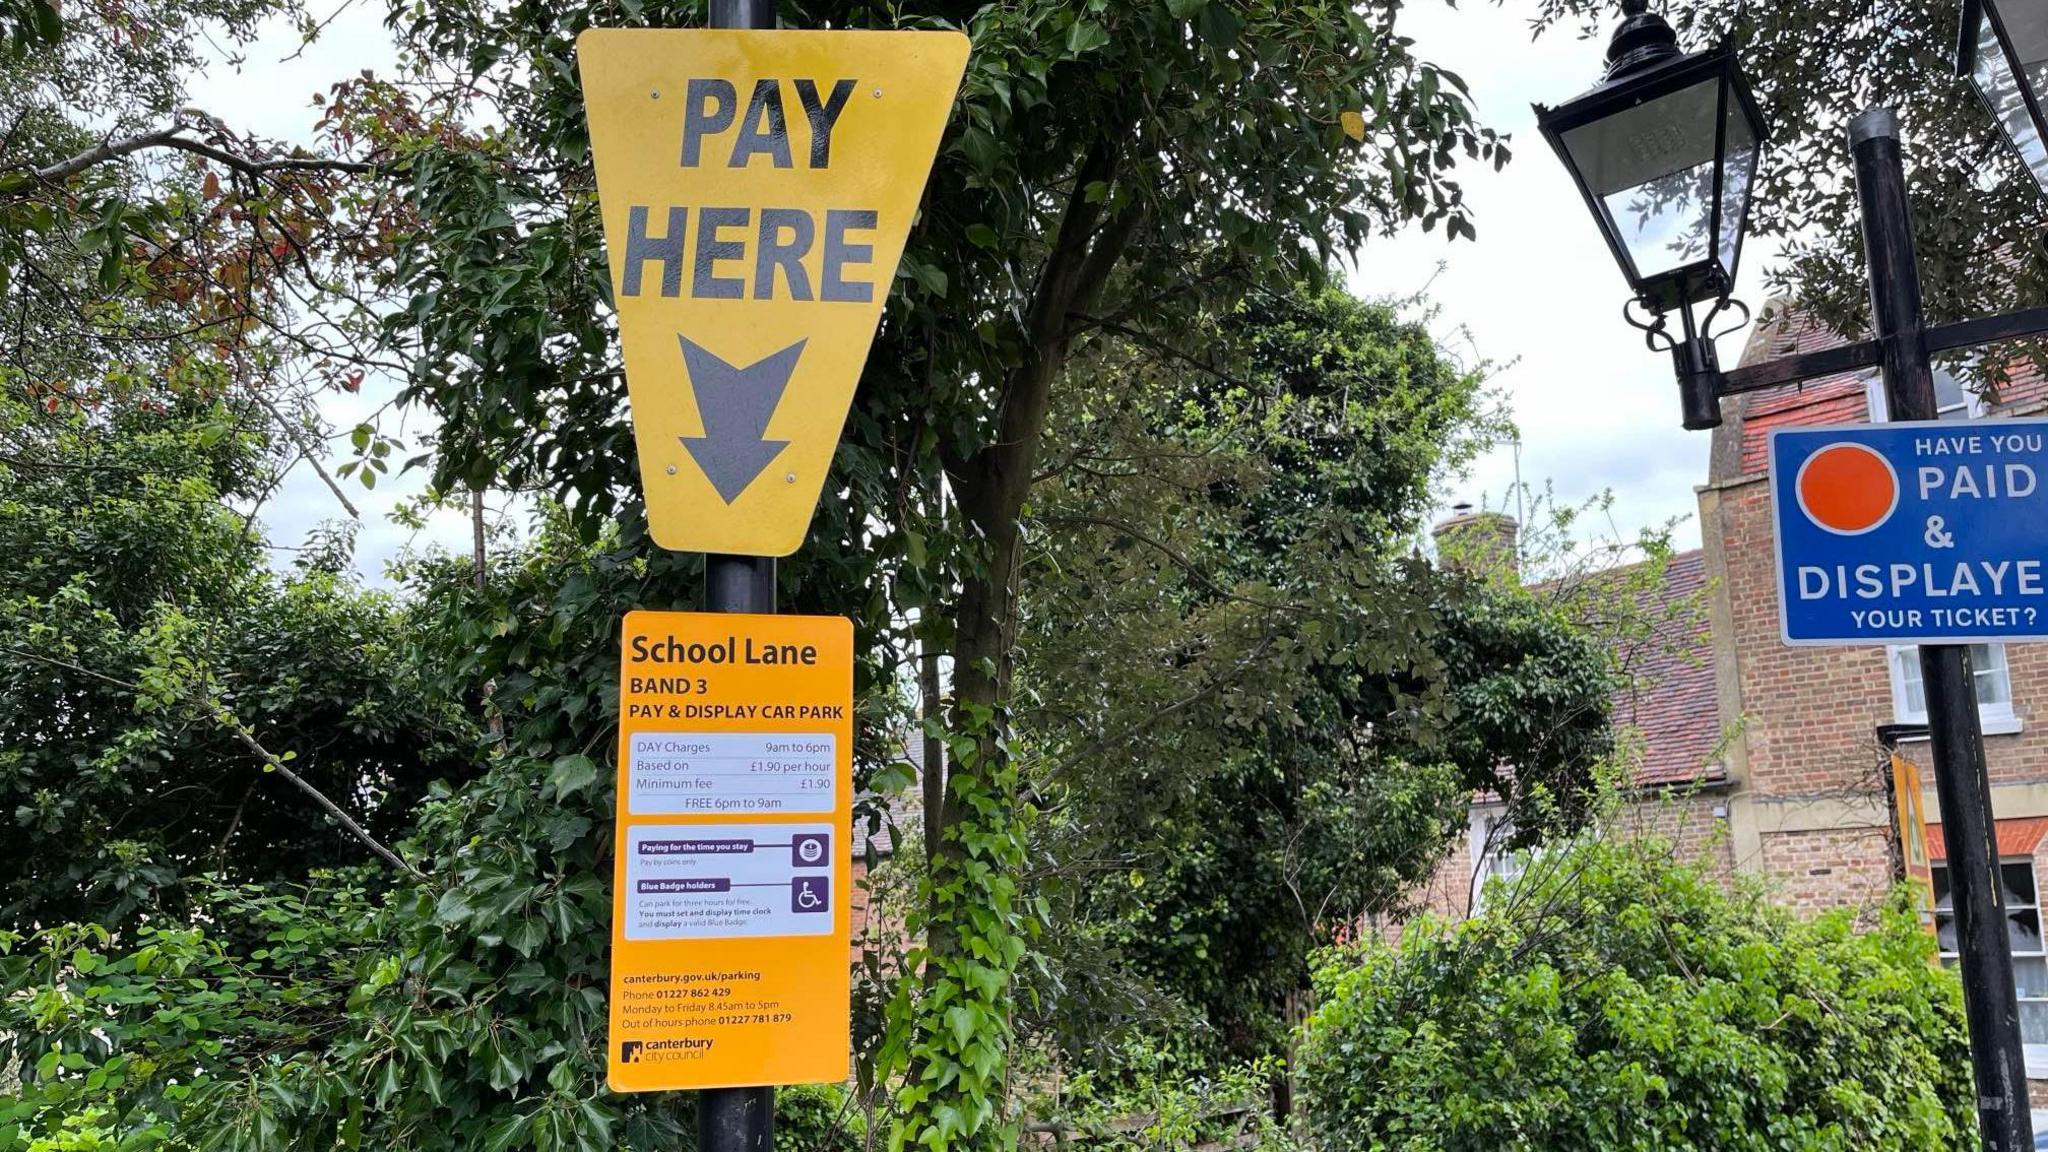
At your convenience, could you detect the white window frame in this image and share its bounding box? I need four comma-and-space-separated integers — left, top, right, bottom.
1886, 643, 2022, 736
1467, 806, 1535, 914
1865, 366, 1985, 422
1933, 858, 2048, 1074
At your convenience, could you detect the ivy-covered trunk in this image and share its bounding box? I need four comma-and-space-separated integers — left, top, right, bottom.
881, 130, 1144, 1148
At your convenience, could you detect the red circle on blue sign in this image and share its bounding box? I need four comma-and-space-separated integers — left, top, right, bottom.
1795, 441, 1900, 536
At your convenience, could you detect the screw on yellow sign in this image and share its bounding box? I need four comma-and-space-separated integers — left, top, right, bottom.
577, 29, 969, 556
608, 611, 853, 1092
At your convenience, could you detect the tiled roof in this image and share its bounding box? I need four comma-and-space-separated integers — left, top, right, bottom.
1720, 300, 2048, 476
1729, 305, 1874, 475
1925, 816, 2048, 861
1607, 549, 1726, 789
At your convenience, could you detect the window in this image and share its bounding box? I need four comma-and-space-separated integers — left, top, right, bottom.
1888, 644, 2021, 735
1468, 810, 1538, 913
1866, 367, 1983, 422
1934, 861, 2048, 1049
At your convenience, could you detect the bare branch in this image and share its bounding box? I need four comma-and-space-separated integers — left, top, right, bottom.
22, 123, 372, 188
25, 125, 184, 184
216, 709, 425, 881
250, 390, 361, 520
0, 642, 425, 880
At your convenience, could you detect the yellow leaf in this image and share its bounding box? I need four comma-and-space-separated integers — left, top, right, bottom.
1340, 110, 1367, 143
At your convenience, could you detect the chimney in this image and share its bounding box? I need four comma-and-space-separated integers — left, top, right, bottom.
1432, 502, 1520, 580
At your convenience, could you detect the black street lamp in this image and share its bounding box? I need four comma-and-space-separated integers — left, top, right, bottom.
1959, 0, 2048, 193
1535, 0, 1769, 430
1544, 6, 2048, 1152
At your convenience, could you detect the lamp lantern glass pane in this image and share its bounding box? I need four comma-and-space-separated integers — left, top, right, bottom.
1969, 0, 2048, 192
1559, 76, 1725, 288
1718, 90, 1759, 277
1539, 46, 1767, 314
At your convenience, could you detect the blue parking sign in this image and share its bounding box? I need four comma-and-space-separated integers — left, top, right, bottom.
1770, 419, 2048, 645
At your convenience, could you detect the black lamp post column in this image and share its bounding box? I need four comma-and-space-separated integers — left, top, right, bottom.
1852, 106, 2033, 1152
698, 0, 780, 1146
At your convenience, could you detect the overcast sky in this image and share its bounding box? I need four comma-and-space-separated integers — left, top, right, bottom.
1343, 1, 1777, 557
191, 0, 1776, 582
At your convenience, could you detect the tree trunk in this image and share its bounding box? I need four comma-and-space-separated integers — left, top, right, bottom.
919, 623, 945, 862
928, 140, 1142, 960
474, 485, 505, 749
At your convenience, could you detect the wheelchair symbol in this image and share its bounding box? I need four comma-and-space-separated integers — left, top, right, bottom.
791, 876, 829, 914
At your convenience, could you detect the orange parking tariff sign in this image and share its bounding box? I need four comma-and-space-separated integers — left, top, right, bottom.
1891, 751, 1938, 939
608, 611, 853, 1092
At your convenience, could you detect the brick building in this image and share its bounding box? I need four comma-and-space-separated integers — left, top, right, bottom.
1406, 535, 1736, 924
1418, 302, 2048, 1071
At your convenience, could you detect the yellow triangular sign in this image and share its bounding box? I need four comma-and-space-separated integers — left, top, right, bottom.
577, 28, 969, 556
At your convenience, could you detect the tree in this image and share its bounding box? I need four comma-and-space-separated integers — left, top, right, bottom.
343, 5, 1506, 1143
4, 1, 1550, 1143
1013, 287, 1618, 1083
0, 387, 473, 928
1, 0, 400, 523
1299, 838, 1974, 1151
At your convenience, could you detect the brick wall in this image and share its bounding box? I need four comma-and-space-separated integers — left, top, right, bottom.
1714, 474, 2048, 797
1371, 832, 1472, 944
1610, 792, 1736, 879
1757, 826, 1896, 916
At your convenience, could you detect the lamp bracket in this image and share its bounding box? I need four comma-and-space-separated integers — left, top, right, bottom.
1703, 295, 1752, 342
1713, 304, 2048, 398
1624, 296, 1679, 352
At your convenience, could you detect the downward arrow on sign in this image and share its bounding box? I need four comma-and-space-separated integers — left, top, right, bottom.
677, 335, 805, 504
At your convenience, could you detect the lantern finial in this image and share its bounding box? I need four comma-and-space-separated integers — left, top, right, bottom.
1605, 1, 1681, 79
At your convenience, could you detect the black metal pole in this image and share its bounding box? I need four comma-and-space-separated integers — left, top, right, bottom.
710, 0, 774, 27
697, 1, 779, 1146
1852, 106, 2034, 1152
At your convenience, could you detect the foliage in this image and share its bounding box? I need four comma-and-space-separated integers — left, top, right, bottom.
1014, 286, 1616, 1068
0, 0, 384, 446
0, 0, 59, 55
878, 705, 1039, 1152
5, 0, 1592, 1142
0, 391, 474, 927
776, 1083, 866, 1152
1020, 1038, 1299, 1152
1298, 839, 1974, 1152
192, 511, 899, 1152
335, 3, 1512, 1133
0, 876, 376, 1152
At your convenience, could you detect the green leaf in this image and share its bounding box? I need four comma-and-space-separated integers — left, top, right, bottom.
1067, 19, 1110, 55
872, 760, 916, 795
507, 916, 545, 957
910, 260, 948, 298
435, 889, 476, 924
943, 1004, 977, 1048
549, 754, 599, 799
483, 1113, 532, 1152
1198, 4, 1242, 47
